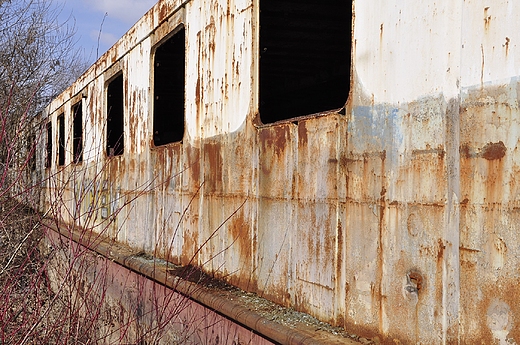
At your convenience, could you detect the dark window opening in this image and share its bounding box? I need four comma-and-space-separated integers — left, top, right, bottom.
72, 101, 83, 163
153, 26, 185, 146
45, 122, 52, 168
57, 114, 65, 166
107, 74, 124, 156
259, 0, 351, 123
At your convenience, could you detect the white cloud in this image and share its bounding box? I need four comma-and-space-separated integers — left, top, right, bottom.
86, 0, 156, 25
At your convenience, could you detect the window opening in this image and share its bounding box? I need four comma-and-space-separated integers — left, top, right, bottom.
57, 113, 65, 166
45, 122, 52, 168
153, 26, 185, 146
107, 74, 124, 156
72, 101, 83, 163
259, 0, 351, 123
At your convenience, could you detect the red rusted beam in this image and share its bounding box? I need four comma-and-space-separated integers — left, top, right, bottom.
42, 220, 359, 345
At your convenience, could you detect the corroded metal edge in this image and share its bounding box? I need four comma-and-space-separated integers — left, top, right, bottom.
41, 219, 360, 345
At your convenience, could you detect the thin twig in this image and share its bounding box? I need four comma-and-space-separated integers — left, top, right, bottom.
0, 208, 50, 276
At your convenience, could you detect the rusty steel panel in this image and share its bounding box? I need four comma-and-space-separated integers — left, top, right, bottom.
293, 117, 344, 323
458, 83, 520, 344
256, 124, 297, 306
40, 0, 520, 343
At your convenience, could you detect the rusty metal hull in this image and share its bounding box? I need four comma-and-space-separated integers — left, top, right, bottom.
40, 0, 520, 343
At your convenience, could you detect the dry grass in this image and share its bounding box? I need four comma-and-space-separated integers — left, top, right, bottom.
0, 196, 56, 344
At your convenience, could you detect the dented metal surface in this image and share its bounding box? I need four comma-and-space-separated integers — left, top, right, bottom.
40, 0, 520, 343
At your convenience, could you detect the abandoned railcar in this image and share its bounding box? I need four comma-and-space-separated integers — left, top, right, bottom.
41, 0, 520, 343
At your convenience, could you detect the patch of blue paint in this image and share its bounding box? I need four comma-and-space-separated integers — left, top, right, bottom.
349, 105, 404, 165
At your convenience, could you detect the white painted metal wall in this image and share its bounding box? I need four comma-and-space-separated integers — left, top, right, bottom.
41, 0, 520, 343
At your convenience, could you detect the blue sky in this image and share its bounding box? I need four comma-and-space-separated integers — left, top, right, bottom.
56, 0, 156, 66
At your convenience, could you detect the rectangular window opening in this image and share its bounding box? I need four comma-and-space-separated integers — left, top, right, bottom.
72, 101, 83, 163
153, 26, 185, 146
259, 0, 352, 124
57, 113, 65, 166
107, 74, 124, 156
45, 122, 52, 168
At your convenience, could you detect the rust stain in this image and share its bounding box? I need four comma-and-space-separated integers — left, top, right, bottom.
181, 228, 198, 266
412, 147, 445, 159
227, 211, 256, 291
155, 144, 182, 191
297, 120, 308, 146
459, 143, 471, 159
436, 239, 445, 269
258, 125, 290, 161
484, 7, 491, 30
335, 219, 344, 299
481, 141, 506, 160
139, 157, 146, 177
461, 280, 520, 343
504, 37, 510, 56
195, 31, 202, 130
481, 44, 485, 87
407, 270, 423, 292
158, 1, 170, 22
185, 143, 201, 186
206, 19, 216, 53
129, 157, 136, 176
434, 238, 444, 320
377, 150, 386, 334
407, 213, 420, 237
129, 90, 138, 153
203, 141, 222, 193
460, 141, 507, 161
195, 76, 201, 109
88, 86, 95, 125
493, 236, 507, 254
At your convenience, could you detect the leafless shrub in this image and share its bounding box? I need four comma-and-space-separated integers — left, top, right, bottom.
0, 1, 246, 344
0, 0, 88, 205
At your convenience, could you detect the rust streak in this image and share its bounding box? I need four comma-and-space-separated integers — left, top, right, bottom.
481, 44, 485, 87
459, 246, 480, 253
377, 151, 386, 334
484, 7, 491, 30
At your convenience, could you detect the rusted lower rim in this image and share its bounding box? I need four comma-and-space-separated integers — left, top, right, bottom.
41, 220, 358, 345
